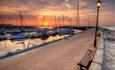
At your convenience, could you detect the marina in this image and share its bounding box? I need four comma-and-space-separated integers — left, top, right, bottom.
0, 0, 115, 70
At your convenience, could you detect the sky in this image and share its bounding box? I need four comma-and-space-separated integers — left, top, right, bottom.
0, 0, 115, 26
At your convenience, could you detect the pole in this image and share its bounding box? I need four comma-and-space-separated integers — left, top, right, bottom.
94, 6, 100, 48
62, 15, 65, 26
57, 16, 59, 27
42, 16, 45, 27
0, 16, 4, 24
55, 16, 57, 27
19, 11, 23, 26
77, 0, 80, 27
69, 18, 73, 29
58, 16, 60, 27
88, 16, 90, 27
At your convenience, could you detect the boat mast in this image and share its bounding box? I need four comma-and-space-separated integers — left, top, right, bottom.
0, 15, 4, 25
19, 11, 24, 26
42, 16, 45, 27
36, 16, 38, 27
55, 16, 57, 27
62, 15, 65, 26
58, 16, 60, 27
69, 18, 72, 27
76, 0, 80, 27
88, 16, 90, 27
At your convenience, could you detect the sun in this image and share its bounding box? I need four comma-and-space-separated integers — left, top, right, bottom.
43, 21, 49, 26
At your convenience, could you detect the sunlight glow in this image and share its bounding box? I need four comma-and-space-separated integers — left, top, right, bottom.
41, 12, 49, 16
43, 21, 49, 26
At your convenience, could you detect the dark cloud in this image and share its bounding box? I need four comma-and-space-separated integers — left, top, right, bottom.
0, 0, 115, 25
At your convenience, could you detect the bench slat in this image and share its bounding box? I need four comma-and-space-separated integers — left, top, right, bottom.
82, 51, 93, 67
78, 49, 95, 69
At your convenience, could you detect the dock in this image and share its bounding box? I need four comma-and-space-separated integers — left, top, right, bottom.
0, 29, 95, 70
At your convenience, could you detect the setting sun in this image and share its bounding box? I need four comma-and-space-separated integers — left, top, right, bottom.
43, 21, 49, 26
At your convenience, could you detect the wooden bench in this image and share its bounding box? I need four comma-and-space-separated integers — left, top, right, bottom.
78, 50, 95, 70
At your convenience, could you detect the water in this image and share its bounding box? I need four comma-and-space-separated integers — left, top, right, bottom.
102, 26, 115, 70
0, 35, 65, 57
102, 26, 115, 30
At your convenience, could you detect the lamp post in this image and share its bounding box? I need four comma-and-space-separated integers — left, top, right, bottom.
94, 0, 102, 48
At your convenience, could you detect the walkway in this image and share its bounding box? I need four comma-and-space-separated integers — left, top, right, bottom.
0, 29, 95, 70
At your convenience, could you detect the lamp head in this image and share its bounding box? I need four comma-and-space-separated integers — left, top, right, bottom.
96, 0, 102, 7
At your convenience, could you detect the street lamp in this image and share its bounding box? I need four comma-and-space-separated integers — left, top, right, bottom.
96, 0, 101, 7
94, 0, 102, 48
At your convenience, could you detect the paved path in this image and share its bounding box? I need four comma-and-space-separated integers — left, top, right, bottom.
0, 29, 95, 70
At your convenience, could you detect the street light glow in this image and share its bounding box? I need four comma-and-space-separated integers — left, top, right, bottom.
96, 0, 102, 7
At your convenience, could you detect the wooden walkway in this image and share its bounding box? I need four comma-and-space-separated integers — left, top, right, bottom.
0, 29, 95, 70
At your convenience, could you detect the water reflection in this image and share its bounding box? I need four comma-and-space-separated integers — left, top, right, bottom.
0, 35, 64, 57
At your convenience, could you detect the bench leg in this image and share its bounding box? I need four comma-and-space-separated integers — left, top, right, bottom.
87, 67, 89, 70
80, 66, 83, 70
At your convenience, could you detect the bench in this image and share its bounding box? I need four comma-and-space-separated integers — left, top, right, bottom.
78, 50, 95, 70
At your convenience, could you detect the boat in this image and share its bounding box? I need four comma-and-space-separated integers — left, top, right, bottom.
10, 32, 29, 40
39, 29, 50, 40
0, 34, 6, 41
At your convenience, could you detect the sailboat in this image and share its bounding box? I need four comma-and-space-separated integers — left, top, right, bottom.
68, 18, 75, 35
0, 34, 7, 41
51, 16, 58, 36
56, 15, 69, 35
10, 32, 28, 40
40, 16, 49, 40
10, 11, 29, 40
0, 16, 11, 40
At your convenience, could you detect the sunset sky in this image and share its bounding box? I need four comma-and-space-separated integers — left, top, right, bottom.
0, 0, 115, 27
